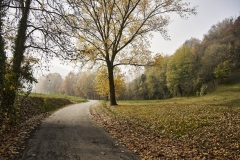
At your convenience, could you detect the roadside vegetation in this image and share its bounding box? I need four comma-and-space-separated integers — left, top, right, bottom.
29, 93, 87, 104
91, 80, 240, 159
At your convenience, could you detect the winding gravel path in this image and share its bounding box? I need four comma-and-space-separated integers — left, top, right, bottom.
21, 100, 140, 160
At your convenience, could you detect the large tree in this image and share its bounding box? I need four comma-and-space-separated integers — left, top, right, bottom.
0, 0, 33, 121
0, 0, 7, 111
0, 0, 78, 123
67, 0, 196, 105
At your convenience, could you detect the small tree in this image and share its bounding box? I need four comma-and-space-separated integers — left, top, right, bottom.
59, 72, 77, 96
74, 72, 96, 99
146, 54, 165, 99
214, 60, 231, 83
94, 67, 125, 100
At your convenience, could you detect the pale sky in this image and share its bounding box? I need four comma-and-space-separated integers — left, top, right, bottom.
151, 0, 240, 55
48, 0, 240, 77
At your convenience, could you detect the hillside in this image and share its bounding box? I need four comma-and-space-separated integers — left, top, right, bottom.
91, 79, 240, 159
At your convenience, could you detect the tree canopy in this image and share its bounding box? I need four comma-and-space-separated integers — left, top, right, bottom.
66, 0, 197, 105
166, 45, 195, 96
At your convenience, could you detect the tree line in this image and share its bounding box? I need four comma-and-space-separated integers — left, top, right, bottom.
36, 15, 240, 101
35, 66, 125, 100
127, 16, 240, 100
35, 15, 240, 100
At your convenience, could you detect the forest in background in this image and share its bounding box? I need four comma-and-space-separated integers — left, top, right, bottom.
35, 16, 240, 100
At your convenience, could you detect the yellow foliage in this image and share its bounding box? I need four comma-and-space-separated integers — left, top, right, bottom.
153, 53, 164, 67
94, 67, 125, 98
94, 68, 109, 97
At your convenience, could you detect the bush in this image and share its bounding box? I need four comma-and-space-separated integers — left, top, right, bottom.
200, 84, 208, 96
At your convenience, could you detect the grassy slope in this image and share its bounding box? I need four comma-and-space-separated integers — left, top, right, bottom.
112, 81, 240, 137
29, 93, 88, 104
18, 93, 87, 118
93, 80, 240, 159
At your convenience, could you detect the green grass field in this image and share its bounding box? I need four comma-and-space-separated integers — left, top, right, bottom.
108, 81, 240, 138
88, 81, 240, 158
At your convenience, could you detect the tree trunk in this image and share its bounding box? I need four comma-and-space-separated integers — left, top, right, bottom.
0, 0, 7, 115
1, 0, 32, 117
12, 0, 31, 77
107, 64, 117, 105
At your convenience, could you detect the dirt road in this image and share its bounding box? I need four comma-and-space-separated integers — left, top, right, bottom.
21, 100, 140, 160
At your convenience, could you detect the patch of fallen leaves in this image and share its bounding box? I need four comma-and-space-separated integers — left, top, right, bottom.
0, 113, 49, 160
90, 102, 240, 159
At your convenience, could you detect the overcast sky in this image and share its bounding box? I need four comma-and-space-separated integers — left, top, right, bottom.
47, 0, 240, 77
151, 0, 240, 55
